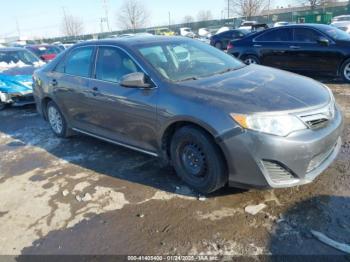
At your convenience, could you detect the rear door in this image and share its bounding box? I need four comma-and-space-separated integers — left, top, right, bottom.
49, 46, 95, 129
253, 28, 293, 70
287, 27, 341, 74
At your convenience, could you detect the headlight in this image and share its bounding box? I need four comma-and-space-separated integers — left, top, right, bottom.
231, 114, 307, 137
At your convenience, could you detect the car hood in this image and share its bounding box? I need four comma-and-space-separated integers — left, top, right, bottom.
0, 66, 35, 94
177, 65, 331, 114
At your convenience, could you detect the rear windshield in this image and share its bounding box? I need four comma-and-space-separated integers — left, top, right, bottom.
318, 26, 350, 41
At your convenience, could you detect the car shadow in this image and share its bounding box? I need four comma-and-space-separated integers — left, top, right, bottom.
0, 105, 246, 198
269, 195, 350, 258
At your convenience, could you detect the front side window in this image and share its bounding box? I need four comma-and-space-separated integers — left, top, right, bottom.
255, 29, 292, 42
293, 28, 321, 43
65, 47, 94, 77
95, 47, 141, 83
138, 40, 244, 82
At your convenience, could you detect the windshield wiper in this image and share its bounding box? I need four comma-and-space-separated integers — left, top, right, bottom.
177, 76, 199, 82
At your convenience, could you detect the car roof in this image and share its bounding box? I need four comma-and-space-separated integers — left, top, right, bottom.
73, 35, 191, 48
0, 47, 26, 52
274, 23, 332, 30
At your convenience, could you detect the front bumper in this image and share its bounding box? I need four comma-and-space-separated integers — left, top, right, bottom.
218, 107, 343, 189
0, 91, 35, 106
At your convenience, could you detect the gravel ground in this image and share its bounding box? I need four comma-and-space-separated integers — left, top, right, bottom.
0, 80, 349, 257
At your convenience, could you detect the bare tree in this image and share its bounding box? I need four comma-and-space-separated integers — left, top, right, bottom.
197, 10, 213, 21
227, 0, 268, 19
61, 14, 84, 37
116, 0, 150, 30
183, 15, 195, 24
299, 0, 335, 9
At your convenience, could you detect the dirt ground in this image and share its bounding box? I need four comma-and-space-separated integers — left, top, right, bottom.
0, 80, 349, 257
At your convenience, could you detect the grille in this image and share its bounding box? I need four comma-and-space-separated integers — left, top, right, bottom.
262, 160, 296, 184
298, 102, 335, 129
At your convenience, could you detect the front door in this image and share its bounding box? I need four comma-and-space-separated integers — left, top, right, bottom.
86, 46, 159, 153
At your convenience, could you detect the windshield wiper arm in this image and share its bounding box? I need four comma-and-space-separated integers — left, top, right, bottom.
177, 76, 199, 82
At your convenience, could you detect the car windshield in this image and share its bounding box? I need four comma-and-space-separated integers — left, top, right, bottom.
0, 50, 40, 65
319, 26, 350, 41
138, 40, 245, 82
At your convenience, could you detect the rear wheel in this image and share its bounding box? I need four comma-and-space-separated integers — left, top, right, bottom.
0, 102, 6, 111
170, 126, 227, 194
243, 55, 260, 65
340, 59, 350, 83
47, 101, 72, 138
215, 42, 222, 50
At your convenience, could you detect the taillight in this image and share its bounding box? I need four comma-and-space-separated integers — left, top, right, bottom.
227, 42, 234, 50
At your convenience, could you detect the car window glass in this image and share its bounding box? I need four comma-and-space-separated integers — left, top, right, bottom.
65, 47, 94, 77
294, 28, 321, 43
54, 55, 66, 73
95, 47, 142, 83
255, 29, 292, 42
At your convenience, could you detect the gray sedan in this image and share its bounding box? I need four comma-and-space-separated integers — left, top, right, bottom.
32, 36, 343, 193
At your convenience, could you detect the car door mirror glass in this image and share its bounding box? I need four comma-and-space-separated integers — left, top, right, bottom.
120, 72, 152, 88
318, 37, 330, 46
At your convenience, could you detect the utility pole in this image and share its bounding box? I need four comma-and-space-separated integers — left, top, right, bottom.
62, 6, 69, 36
15, 17, 21, 37
101, 0, 111, 32
267, 0, 271, 23
227, 0, 230, 19
168, 12, 171, 27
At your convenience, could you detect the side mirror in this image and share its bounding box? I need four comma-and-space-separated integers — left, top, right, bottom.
318, 37, 330, 46
120, 72, 152, 88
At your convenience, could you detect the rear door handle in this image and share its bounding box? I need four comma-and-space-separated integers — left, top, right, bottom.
92, 87, 99, 96
50, 79, 58, 87
289, 45, 301, 49
253, 44, 262, 47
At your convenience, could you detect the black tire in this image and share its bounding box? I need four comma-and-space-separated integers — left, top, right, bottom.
243, 55, 260, 65
170, 126, 227, 194
215, 42, 222, 50
46, 101, 72, 138
0, 102, 6, 111
340, 58, 350, 83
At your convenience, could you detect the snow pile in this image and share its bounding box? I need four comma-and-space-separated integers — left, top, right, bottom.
0, 60, 44, 72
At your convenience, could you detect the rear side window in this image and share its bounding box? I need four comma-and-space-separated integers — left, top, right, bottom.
65, 47, 94, 77
95, 47, 141, 83
255, 29, 292, 42
293, 28, 321, 43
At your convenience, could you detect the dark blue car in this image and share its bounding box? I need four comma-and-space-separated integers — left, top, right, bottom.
0, 48, 45, 110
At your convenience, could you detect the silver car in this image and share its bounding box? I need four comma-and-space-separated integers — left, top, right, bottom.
33, 36, 343, 193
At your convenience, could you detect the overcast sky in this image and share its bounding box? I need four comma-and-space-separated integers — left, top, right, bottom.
0, 0, 298, 39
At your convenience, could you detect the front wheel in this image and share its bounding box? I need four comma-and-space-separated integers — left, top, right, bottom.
340, 59, 350, 83
243, 55, 260, 65
170, 126, 227, 194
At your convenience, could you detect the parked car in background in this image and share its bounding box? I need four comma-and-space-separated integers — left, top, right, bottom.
227, 24, 350, 82
25, 45, 61, 62
147, 28, 175, 36
33, 36, 342, 193
198, 28, 212, 38
331, 15, 350, 23
210, 29, 250, 50
239, 21, 258, 30
0, 47, 45, 110
331, 16, 350, 33
179, 27, 196, 38
274, 21, 289, 27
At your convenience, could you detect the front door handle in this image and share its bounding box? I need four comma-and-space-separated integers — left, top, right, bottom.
253, 44, 262, 47
290, 45, 301, 49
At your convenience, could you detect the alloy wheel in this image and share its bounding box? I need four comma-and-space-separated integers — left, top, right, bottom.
344, 63, 350, 81
244, 58, 258, 65
48, 106, 63, 135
